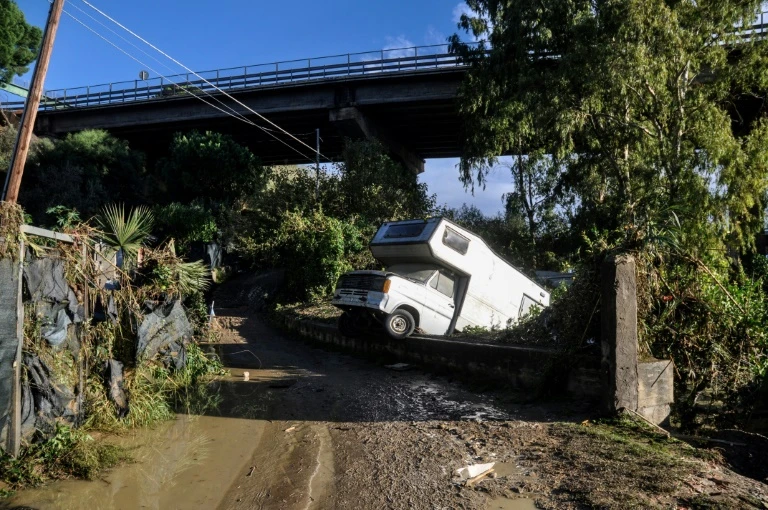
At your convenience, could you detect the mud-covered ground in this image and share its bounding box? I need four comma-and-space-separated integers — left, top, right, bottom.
6, 281, 768, 510
210, 290, 768, 509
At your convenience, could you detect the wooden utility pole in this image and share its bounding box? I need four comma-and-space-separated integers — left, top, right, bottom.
2, 0, 66, 203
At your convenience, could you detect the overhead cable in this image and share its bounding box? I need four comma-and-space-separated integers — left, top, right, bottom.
64, 2, 258, 129
78, 0, 332, 162
60, 11, 253, 127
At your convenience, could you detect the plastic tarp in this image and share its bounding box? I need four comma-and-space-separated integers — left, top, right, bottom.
137, 300, 193, 368
24, 354, 78, 434
23, 253, 84, 323
106, 359, 128, 417
40, 308, 72, 347
0, 257, 21, 449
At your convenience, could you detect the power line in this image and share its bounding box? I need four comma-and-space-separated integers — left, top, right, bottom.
78, 0, 332, 162
64, 1, 273, 133
60, 10, 253, 127
56, 5, 318, 162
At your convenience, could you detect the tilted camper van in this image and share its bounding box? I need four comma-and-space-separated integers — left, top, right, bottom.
331, 217, 550, 339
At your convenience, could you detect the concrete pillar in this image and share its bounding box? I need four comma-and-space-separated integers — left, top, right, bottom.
601, 253, 638, 414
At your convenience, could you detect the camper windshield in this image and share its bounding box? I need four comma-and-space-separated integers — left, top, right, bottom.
387, 264, 438, 283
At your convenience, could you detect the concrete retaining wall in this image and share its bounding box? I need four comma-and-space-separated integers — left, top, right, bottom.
278, 307, 674, 425
278, 316, 603, 400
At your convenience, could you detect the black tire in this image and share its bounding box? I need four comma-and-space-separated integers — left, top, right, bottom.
384, 309, 415, 339
338, 312, 359, 338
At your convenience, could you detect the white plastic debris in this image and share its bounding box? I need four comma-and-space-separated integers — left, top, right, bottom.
456, 462, 496, 481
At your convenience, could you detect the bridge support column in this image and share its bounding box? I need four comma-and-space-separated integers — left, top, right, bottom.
329, 107, 424, 174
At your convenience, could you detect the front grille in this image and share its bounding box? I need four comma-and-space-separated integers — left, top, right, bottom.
336, 274, 383, 291
339, 289, 367, 297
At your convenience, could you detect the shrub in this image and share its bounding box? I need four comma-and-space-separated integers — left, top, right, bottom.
271, 210, 348, 301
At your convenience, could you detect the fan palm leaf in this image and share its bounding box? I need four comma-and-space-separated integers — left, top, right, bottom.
176, 260, 212, 295
97, 204, 154, 260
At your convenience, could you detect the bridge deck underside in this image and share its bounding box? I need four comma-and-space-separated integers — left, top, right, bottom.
31, 70, 466, 166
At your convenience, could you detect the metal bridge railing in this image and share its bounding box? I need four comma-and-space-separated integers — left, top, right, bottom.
0, 44, 469, 111
5, 12, 768, 113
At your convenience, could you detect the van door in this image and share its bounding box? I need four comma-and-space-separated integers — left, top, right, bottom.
421, 269, 457, 335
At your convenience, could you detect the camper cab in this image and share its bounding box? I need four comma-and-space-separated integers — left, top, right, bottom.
331, 217, 550, 339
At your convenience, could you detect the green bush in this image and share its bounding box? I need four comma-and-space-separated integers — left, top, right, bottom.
21, 130, 146, 224
153, 202, 218, 253
271, 210, 348, 301
641, 256, 768, 428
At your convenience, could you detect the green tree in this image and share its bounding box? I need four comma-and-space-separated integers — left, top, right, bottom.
0, 0, 41, 83
501, 154, 571, 268
449, 0, 768, 260
20, 130, 146, 224
153, 202, 218, 254
330, 139, 436, 224
157, 131, 264, 206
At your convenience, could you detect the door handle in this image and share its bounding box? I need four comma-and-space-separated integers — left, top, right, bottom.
449, 304, 455, 308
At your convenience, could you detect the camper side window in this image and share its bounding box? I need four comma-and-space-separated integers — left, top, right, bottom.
384, 223, 426, 238
429, 270, 455, 298
442, 227, 470, 255
519, 295, 539, 318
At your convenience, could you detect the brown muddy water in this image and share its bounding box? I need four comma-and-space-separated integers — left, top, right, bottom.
485, 497, 538, 509
6, 375, 267, 510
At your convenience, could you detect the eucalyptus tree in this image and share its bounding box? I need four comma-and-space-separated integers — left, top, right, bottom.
450, 0, 768, 259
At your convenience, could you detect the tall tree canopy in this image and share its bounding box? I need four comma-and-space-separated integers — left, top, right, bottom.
157, 131, 265, 206
449, 0, 768, 258
0, 0, 42, 83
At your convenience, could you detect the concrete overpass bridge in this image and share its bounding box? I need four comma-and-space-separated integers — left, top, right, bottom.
2, 45, 472, 173
5, 15, 768, 174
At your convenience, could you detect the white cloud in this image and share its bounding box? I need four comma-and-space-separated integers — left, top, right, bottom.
420, 158, 515, 216
452, 2, 473, 23
424, 25, 447, 48
383, 35, 417, 58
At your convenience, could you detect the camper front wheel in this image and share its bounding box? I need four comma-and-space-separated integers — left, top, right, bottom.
385, 309, 415, 339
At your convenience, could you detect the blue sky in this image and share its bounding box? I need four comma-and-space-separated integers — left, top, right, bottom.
8, 0, 508, 215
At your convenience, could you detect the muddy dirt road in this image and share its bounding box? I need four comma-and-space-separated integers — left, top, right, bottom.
7, 292, 768, 509
210, 305, 566, 510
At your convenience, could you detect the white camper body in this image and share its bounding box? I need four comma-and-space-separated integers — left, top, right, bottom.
331, 217, 550, 338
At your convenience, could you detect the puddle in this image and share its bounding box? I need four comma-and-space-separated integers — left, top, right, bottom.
404, 381, 513, 421
7, 412, 266, 510
486, 496, 539, 510
493, 461, 523, 478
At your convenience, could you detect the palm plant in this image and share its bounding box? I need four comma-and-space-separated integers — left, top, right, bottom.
176, 260, 212, 296
96, 204, 154, 267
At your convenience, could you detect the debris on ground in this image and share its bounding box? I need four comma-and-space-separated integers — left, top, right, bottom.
384, 363, 412, 371
456, 462, 496, 485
